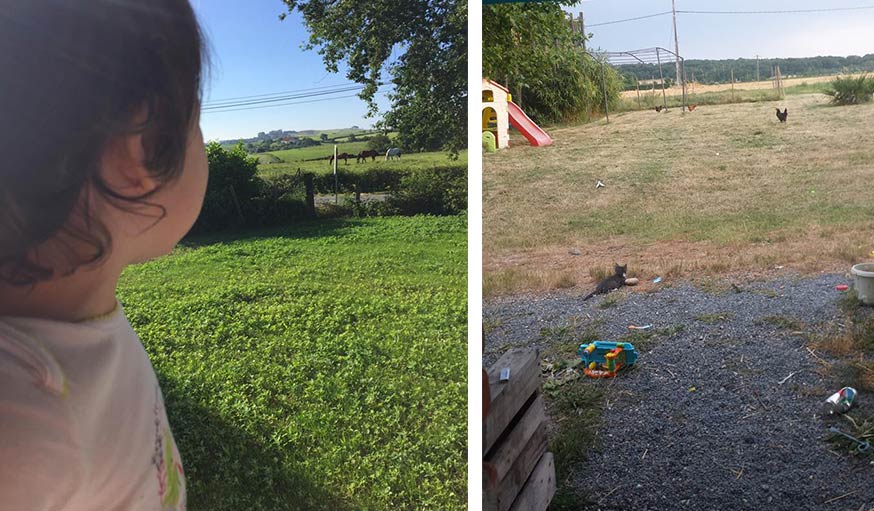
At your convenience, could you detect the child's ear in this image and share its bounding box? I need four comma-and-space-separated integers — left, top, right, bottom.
98, 108, 158, 198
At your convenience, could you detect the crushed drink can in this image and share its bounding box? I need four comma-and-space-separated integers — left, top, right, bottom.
824, 387, 857, 415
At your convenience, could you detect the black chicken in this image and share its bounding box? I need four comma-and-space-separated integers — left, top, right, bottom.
776, 108, 788, 122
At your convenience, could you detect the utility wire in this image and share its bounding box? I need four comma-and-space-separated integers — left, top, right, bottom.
203, 85, 367, 110
203, 83, 366, 106
677, 6, 874, 15
587, 5, 874, 28
202, 89, 390, 114
588, 11, 672, 27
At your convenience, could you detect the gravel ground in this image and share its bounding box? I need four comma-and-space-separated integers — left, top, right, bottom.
484, 273, 874, 511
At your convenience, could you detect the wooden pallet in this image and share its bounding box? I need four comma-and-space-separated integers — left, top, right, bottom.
483, 348, 556, 511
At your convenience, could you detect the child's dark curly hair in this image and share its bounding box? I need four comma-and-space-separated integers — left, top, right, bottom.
0, 0, 207, 285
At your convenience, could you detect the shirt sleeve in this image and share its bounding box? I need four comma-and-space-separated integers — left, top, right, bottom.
0, 355, 84, 511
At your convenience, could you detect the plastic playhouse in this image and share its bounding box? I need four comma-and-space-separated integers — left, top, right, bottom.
578, 341, 638, 378
482, 78, 552, 149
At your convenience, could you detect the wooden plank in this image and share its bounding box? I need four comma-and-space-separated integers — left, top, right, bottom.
491, 422, 548, 511
508, 452, 556, 511
484, 348, 541, 454
484, 393, 546, 484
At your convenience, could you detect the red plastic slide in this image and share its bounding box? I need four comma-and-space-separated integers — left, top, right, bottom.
507, 101, 553, 147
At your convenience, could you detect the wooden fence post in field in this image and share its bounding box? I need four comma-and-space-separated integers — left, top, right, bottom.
656, 48, 667, 111
303, 172, 315, 218
600, 60, 609, 122
353, 181, 361, 216
636, 79, 641, 110
227, 185, 244, 224
731, 68, 734, 101
776, 65, 784, 99
333, 144, 339, 205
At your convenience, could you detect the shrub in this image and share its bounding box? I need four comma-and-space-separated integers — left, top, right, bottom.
192, 142, 260, 233
824, 74, 874, 105
367, 134, 392, 153
386, 165, 467, 216
246, 174, 309, 226
311, 167, 406, 194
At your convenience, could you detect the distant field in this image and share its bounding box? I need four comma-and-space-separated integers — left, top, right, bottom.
258, 147, 469, 176
219, 128, 381, 149
484, 92, 874, 296
621, 73, 857, 99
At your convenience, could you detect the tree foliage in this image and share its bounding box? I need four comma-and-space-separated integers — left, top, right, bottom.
280, 0, 467, 153
616, 54, 874, 88
367, 133, 392, 153
193, 142, 260, 232
482, 3, 621, 124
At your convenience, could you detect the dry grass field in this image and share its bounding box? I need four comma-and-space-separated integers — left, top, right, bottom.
483, 92, 874, 296
622, 73, 854, 99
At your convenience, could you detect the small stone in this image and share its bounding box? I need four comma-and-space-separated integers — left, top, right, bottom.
569, 249, 581, 256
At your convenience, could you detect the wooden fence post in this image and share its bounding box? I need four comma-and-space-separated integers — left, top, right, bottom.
303, 173, 315, 218
227, 185, 244, 225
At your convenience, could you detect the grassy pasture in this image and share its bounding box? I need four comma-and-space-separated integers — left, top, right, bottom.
618, 80, 833, 112
483, 92, 874, 296
117, 216, 467, 510
258, 146, 469, 177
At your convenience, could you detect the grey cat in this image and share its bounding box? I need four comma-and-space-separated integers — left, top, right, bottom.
582, 264, 627, 301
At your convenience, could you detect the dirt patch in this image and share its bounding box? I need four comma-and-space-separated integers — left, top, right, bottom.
484, 229, 873, 297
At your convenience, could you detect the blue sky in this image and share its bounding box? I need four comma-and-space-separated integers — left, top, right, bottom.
566, 1, 874, 60
192, 0, 392, 141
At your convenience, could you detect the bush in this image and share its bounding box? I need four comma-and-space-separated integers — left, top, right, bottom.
192, 142, 260, 233
825, 74, 874, 105
311, 167, 406, 194
246, 174, 309, 226
367, 134, 392, 153
386, 166, 467, 216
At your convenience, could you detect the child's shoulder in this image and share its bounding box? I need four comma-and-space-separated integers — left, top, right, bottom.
0, 321, 67, 396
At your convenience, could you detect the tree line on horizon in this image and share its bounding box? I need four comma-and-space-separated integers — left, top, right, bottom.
614, 54, 874, 89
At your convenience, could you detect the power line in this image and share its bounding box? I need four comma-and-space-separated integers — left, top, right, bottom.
203, 85, 367, 110
588, 11, 672, 27
677, 6, 874, 15
203, 83, 366, 106
587, 4, 874, 28
202, 90, 390, 114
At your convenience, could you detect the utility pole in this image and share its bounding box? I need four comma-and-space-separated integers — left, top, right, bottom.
756, 55, 760, 82
579, 11, 586, 51
671, 0, 681, 84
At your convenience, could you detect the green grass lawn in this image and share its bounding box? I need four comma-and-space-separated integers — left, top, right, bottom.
117, 215, 467, 511
257, 146, 468, 177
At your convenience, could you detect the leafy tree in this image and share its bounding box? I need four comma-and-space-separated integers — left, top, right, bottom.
367, 133, 392, 153
280, 0, 467, 154
483, 3, 620, 124
193, 143, 260, 232
319, 133, 329, 142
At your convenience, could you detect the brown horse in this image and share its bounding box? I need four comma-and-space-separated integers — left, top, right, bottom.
329, 152, 354, 165
356, 149, 379, 163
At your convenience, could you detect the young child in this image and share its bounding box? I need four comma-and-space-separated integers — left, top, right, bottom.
0, 1, 207, 509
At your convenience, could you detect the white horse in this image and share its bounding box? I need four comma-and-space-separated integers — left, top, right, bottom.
385, 147, 401, 161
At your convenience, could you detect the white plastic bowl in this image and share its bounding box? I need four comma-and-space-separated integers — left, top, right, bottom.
851, 263, 874, 305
